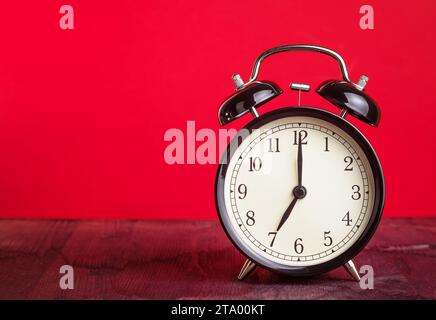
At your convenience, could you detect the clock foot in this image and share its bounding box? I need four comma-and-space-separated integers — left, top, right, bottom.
344, 260, 361, 282
237, 259, 256, 281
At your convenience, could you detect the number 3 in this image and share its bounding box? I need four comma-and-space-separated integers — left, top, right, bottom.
352, 185, 361, 200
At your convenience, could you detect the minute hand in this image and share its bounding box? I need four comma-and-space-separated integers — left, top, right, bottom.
297, 134, 303, 187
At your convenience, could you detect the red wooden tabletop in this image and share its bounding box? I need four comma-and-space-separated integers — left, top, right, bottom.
0, 218, 435, 299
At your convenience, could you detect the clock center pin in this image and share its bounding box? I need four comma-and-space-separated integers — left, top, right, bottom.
293, 186, 307, 199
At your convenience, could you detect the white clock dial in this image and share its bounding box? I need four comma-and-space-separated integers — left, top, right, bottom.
223, 115, 375, 267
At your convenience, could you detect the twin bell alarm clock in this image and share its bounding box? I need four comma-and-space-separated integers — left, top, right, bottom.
215, 45, 385, 281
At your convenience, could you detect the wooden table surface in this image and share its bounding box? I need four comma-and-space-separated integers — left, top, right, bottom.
0, 218, 435, 300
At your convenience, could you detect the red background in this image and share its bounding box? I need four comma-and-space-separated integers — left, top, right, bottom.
0, 1, 435, 219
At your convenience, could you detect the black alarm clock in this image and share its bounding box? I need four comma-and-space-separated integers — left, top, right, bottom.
215, 45, 385, 281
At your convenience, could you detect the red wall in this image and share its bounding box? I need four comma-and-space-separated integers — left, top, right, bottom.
0, 1, 435, 219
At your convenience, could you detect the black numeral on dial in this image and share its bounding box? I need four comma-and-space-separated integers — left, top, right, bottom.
324, 137, 329, 152
294, 238, 304, 254
352, 185, 361, 200
268, 138, 280, 152
342, 211, 353, 226
293, 130, 308, 145
323, 231, 333, 247
344, 156, 354, 171
268, 232, 277, 247
245, 210, 255, 226
237, 184, 247, 199
248, 157, 262, 172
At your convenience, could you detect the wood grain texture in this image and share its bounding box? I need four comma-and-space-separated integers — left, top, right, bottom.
0, 218, 435, 300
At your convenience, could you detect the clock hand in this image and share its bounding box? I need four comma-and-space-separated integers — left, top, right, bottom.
297, 134, 303, 187
276, 135, 306, 232
276, 196, 298, 232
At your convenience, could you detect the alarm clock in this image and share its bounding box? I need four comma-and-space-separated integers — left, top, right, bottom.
215, 45, 385, 281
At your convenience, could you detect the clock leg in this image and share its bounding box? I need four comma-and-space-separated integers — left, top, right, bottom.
343, 260, 361, 282
237, 259, 256, 281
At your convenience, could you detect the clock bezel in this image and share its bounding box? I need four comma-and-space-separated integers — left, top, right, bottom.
215, 107, 385, 276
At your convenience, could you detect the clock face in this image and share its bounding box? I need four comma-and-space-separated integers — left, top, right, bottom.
216, 108, 384, 274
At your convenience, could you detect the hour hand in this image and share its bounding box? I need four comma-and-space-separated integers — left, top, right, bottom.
276, 197, 298, 232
